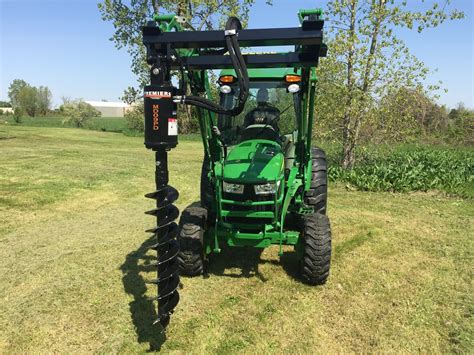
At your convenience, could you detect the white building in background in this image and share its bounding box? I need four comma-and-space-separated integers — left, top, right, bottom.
0, 107, 14, 114
85, 101, 130, 118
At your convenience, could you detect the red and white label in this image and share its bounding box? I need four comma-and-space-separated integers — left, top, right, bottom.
144, 90, 172, 99
168, 118, 178, 136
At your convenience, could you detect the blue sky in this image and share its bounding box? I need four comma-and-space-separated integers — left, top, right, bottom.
0, 0, 472, 108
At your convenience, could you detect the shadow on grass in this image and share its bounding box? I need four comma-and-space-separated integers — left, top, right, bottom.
206, 245, 304, 283
206, 245, 268, 281
278, 250, 301, 281
120, 235, 166, 352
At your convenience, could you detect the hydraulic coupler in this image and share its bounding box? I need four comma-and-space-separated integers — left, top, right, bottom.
143, 83, 180, 329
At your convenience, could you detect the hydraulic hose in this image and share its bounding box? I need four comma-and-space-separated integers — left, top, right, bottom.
177, 17, 249, 116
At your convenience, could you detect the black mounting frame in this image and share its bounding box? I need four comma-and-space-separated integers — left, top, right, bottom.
142, 22, 327, 70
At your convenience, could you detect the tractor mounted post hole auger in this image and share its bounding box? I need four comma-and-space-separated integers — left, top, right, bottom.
142, 8, 331, 329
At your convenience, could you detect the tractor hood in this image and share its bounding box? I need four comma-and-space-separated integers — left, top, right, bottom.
223, 140, 284, 183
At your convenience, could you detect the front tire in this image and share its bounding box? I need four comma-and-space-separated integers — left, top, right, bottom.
304, 147, 328, 214
177, 206, 206, 276
299, 213, 331, 285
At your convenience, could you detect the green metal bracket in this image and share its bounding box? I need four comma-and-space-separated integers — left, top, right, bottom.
298, 8, 323, 24
153, 14, 181, 32
279, 167, 303, 255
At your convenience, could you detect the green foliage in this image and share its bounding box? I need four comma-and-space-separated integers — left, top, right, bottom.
7, 79, 53, 117
17, 86, 38, 117
124, 102, 144, 132
8, 79, 29, 107
61, 101, 102, 128
120, 86, 140, 105
327, 145, 473, 197
316, 0, 464, 168
445, 103, 474, 145
12, 107, 23, 123
36, 86, 52, 116
0, 100, 12, 108
370, 86, 449, 143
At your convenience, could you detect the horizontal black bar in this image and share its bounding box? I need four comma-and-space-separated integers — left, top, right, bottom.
143, 26, 323, 49
171, 51, 323, 70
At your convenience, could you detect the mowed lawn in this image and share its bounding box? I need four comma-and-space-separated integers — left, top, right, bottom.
0, 126, 472, 353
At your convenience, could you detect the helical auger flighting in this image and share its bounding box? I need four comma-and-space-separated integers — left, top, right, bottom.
144, 150, 180, 329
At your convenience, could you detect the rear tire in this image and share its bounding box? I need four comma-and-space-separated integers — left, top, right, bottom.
299, 213, 331, 285
177, 206, 206, 276
304, 147, 328, 214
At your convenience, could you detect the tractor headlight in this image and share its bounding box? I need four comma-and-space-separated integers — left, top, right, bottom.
223, 181, 244, 194
220, 85, 232, 94
254, 182, 277, 195
288, 83, 300, 93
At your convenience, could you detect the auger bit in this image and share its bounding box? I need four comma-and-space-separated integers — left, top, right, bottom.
145, 151, 180, 328
143, 45, 180, 328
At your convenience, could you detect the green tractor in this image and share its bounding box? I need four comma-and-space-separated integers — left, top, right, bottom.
142, 9, 330, 328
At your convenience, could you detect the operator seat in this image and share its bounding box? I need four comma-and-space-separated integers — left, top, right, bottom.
241, 88, 281, 143
243, 88, 281, 130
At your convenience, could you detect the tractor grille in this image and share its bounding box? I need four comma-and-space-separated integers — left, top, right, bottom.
222, 184, 275, 229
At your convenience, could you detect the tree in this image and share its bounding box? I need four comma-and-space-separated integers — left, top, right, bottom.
7, 80, 52, 117
61, 96, 72, 105
374, 86, 448, 142
316, 0, 464, 168
8, 79, 29, 107
61, 100, 101, 128
98, 0, 269, 88
17, 86, 38, 117
120, 86, 140, 105
36, 86, 52, 116
447, 102, 474, 144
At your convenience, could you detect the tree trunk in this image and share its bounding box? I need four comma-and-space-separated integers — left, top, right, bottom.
342, 124, 356, 168
341, 0, 357, 169
151, 0, 160, 14
342, 0, 386, 169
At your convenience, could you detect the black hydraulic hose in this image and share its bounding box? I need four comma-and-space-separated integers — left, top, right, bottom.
178, 17, 249, 116
224, 17, 249, 114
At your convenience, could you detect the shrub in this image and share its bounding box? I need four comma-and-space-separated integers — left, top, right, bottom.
124, 102, 144, 132
61, 101, 101, 128
327, 145, 473, 197
13, 107, 23, 123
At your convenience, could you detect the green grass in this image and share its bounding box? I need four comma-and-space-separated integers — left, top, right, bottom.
0, 115, 128, 132
0, 115, 204, 140
0, 126, 473, 353
5, 116, 472, 197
